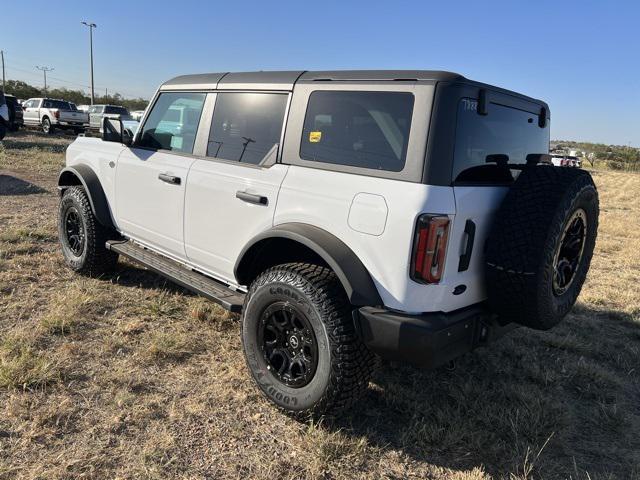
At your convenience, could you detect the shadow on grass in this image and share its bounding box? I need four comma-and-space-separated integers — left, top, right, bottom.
98, 259, 639, 478
330, 305, 639, 479
0, 174, 47, 195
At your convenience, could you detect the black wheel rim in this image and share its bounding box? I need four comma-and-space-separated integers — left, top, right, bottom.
64, 207, 85, 256
258, 302, 318, 388
553, 208, 587, 296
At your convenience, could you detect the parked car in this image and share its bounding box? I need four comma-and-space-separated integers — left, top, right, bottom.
57, 70, 599, 419
4, 94, 24, 131
551, 154, 582, 167
88, 104, 134, 132
0, 92, 8, 140
130, 110, 146, 121
22, 98, 89, 134
77, 105, 90, 112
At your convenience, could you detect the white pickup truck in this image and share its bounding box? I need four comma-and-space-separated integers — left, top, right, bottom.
22, 98, 89, 134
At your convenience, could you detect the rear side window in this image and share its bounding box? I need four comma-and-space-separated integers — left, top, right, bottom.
207, 93, 288, 165
300, 91, 414, 172
43, 100, 71, 109
137, 92, 206, 153
453, 98, 549, 184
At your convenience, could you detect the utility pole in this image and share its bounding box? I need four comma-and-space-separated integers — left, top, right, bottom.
36, 66, 54, 94
1, 50, 5, 91
81, 21, 97, 104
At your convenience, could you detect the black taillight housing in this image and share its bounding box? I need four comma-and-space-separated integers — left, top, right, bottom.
410, 214, 450, 284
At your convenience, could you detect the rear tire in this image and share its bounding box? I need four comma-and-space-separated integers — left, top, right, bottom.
485, 166, 599, 330
58, 186, 119, 275
241, 263, 377, 419
42, 118, 54, 134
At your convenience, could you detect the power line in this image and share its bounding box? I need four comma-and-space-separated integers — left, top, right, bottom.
35, 66, 54, 95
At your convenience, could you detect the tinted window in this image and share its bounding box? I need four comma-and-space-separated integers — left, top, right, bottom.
43, 100, 71, 110
300, 91, 414, 172
207, 93, 288, 165
453, 98, 550, 183
137, 92, 206, 153
105, 106, 129, 115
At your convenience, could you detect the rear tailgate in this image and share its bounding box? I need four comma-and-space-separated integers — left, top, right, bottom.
59, 109, 89, 124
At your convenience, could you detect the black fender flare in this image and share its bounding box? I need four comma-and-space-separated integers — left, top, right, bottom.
235, 223, 383, 307
57, 165, 116, 229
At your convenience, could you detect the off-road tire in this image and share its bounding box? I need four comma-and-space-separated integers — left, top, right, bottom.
241, 263, 377, 420
58, 186, 119, 275
485, 166, 598, 330
42, 117, 54, 134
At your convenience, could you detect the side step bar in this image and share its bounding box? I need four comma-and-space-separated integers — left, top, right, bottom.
106, 240, 245, 313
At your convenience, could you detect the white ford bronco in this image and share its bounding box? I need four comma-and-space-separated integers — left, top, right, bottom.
57, 71, 599, 418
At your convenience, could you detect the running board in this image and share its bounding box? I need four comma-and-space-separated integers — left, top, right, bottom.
106, 240, 245, 313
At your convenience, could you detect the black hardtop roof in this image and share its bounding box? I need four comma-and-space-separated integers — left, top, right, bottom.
160, 70, 546, 107
161, 70, 465, 89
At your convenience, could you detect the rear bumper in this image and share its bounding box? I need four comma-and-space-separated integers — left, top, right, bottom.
355, 304, 517, 369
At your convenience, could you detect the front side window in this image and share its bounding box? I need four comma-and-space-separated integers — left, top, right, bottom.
207, 93, 288, 165
137, 92, 206, 153
300, 91, 414, 172
453, 98, 550, 184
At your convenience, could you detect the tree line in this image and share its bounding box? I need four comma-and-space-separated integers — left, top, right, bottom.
2, 80, 149, 111
553, 140, 640, 172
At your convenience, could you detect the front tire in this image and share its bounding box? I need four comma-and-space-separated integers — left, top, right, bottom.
241, 263, 376, 419
58, 186, 119, 275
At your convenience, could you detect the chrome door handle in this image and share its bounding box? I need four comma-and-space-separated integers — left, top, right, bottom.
158, 173, 181, 185
236, 190, 268, 206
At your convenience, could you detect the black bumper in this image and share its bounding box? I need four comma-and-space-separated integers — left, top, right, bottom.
355, 304, 517, 369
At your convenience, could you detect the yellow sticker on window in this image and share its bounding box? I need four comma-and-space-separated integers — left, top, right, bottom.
309, 131, 322, 143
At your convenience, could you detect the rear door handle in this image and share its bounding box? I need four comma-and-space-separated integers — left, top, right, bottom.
458, 219, 476, 272
236, 190, 268, 206
158, 173, 181, 185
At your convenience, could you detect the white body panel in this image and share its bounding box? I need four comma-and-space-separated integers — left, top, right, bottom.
275, 166, 461, 313
184, 161, 289, 281
114, 147, 194, 259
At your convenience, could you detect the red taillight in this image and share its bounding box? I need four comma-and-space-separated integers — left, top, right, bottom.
53, 110, 60, 120
411, 215, 450, 284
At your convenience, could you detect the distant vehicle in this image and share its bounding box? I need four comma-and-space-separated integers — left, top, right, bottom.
22, 98, 89, 134
88, 104, 134, 132
4, 94, 24, 131
551, 154, 581, 168
77, 105, 90, 112
130, 110, 146, 121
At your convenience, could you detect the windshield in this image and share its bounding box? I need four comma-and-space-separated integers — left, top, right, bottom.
453, 98, 549, 184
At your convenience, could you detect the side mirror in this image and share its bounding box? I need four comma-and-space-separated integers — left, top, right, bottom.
102, 117, 133, 146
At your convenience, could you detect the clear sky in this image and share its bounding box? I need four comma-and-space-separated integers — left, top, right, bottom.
2, 0, 639, 146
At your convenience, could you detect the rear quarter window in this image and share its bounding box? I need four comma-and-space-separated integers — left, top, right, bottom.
453, 98, 549, 184
300, 91, 414, 172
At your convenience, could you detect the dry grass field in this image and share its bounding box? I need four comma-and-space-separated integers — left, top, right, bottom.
0, 131, 638, 480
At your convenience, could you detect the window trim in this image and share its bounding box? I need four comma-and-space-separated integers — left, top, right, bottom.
282, 82, 434, 183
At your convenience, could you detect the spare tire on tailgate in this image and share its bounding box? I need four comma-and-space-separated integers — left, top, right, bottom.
485, 166, 599, 330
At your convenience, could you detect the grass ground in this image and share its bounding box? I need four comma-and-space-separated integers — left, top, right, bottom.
0, 130, 638, 479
